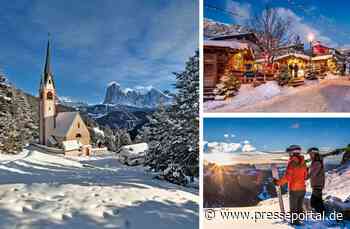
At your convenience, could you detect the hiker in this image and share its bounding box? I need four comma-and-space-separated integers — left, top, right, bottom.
307, 147, 325, 213
273, 145, 308, 225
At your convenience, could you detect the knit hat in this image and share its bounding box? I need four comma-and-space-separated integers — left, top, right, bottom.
287, 145, 302, 154
307, 147, 319, 154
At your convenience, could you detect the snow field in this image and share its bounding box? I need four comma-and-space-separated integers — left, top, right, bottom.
0, 150, 198, 229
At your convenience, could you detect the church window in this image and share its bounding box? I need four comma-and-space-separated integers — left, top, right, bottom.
49, 107, 51, 111
78, 122, 80, 128
76, 133, 82, 143
49, 79, 51, 84
47, 91, 53, 100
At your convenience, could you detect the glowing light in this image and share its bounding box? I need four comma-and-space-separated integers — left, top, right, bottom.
308, 33, 314, 42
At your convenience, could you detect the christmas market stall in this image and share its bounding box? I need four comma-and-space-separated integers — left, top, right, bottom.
311, 42, 346, 75
274, 53, 310, 78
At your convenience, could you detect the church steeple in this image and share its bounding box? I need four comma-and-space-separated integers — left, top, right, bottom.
44, 38, 52, 76
42, 35, 54, 88
39, 35, 56, 145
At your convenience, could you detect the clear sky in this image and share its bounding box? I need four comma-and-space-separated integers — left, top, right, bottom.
204, 118, 350, 151
0, 0, 198, 104
205, 0, 350, 47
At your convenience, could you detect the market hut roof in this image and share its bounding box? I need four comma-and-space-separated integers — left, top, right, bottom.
311, 54, 334, 61
274, 53, 310, 61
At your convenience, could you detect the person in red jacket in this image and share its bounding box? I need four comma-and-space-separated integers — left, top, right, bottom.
273, 145, 308, 224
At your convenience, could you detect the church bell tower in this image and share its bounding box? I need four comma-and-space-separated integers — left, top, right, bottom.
39, 38, 56, 145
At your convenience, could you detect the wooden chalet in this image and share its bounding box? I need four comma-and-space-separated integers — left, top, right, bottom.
310, 41, 346, 74
203, 39, 255, 100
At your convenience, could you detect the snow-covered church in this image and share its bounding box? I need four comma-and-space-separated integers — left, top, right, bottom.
39, 39, 91, 155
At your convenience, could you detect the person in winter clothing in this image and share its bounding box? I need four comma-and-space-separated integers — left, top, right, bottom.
273, 145, 308, 224
289, 64, 294, 78
294, 64, 299, 78
307, 147, 325, 213
341, 144, 350, 165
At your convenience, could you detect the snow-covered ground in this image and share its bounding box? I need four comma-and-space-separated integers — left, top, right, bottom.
204, 81, 293, 111
204, 77, 350, 112
204, 163, 350, 229
0, 149, 198, 229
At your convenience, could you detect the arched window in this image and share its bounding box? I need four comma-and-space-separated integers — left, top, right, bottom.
47, 91, 53, 100
49, 79, 52, 84
76, 133, 82, 143
77, 122, 80, 128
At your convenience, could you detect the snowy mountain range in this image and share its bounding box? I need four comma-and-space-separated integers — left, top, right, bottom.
58, 96, 88, 108
204, 18, 252, 39
103, 81, 172, 108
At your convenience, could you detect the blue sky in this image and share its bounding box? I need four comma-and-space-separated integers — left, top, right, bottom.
204, 118, 350, 151
205, 0, 350, 47
0, 0, 198, 104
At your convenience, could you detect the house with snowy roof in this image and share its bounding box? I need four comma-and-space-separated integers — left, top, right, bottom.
203, 36, 256, 101
310, 41, 346, 74
39, 39, 91, 156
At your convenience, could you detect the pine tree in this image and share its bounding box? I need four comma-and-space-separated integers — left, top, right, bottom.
139, 102, 171, 172
165, 51, 199, 184
276, 64, 291, 86
137, 52, 199, 185
214, 66, 241, 98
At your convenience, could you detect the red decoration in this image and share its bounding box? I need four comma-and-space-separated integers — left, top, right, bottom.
312, 41, 330, 55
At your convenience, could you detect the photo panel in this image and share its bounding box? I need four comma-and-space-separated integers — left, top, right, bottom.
203, 0, 350, 113
203, 117, 350, 228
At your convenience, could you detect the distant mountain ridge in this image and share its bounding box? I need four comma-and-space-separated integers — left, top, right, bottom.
58, 96, 88, 108
204, 18, 252, 39
103, 82, 172, 108
81, 104, 153, 136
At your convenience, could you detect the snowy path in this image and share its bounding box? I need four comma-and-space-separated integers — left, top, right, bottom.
208, 80, 350, 113
0, 149, 198, 229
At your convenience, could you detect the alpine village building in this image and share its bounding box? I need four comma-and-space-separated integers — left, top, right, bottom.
39, 39, 92, 156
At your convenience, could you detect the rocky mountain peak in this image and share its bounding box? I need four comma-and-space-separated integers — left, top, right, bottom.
103, 82, 172, 108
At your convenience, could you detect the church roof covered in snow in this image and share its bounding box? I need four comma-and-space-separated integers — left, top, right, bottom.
53, 112, 79, 137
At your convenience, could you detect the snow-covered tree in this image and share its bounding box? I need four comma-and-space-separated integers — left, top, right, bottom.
276, 64, 291, 86
138, 52, 199, 185
214, 67, 241, 98
166, 51, 199, 183
118, 129, 132, 146
139, 102, 171, 171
